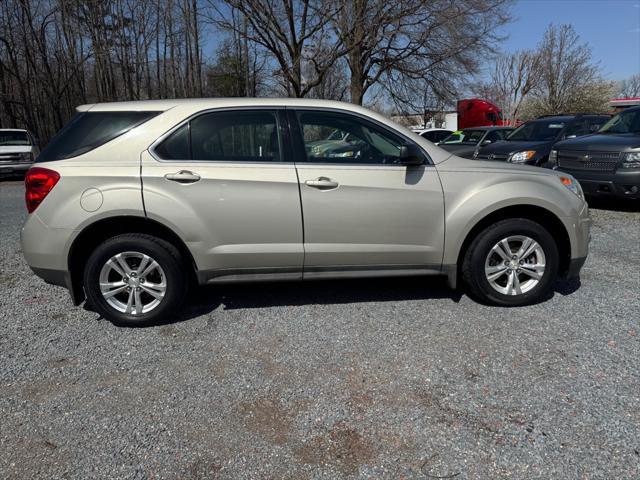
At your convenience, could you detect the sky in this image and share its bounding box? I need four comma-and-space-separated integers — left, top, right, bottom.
500, 0, 640, 81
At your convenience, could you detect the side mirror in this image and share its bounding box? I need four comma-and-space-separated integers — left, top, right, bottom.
399, 144, 424, 165
481, 139, 492, 145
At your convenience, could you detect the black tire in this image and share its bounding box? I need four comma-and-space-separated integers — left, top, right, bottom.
461, 218, 559, 306
83, 234, 187, 327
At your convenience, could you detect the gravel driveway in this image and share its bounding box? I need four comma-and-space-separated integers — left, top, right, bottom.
1, 179, 639, 479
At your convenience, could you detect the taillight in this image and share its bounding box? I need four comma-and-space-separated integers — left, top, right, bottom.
25, 167, 60, 213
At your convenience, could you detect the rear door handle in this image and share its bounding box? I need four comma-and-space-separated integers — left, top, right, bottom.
305, 177, 339, 190
164, 170, 201, 184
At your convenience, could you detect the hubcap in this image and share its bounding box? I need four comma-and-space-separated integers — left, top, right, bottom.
99, 251, 166, 315
484, 235, 546, 296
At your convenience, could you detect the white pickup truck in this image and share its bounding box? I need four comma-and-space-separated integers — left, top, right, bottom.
0, 129, 39, 175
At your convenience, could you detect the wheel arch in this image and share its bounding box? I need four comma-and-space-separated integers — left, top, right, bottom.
67, 216, 197, 305
448, 204, 571, 289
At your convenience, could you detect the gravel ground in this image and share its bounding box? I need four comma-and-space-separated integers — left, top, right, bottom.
1, 179, 639, 479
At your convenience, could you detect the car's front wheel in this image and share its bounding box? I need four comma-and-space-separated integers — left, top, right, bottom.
83, 234, 186, 327
462, 218, 559, 306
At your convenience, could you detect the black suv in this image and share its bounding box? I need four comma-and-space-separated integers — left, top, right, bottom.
474, 114, 610, 166
550, 106, 640, 199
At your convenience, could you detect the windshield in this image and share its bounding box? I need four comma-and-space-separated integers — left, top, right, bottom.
0, 131, 30, 146
599, 109, 640, 134
507, 120, 566, 141
441, 129, 486, 145
37, 111, 159, 162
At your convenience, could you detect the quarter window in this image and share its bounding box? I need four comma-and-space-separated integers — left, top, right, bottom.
296, 111, 404, 164
37, 111, 160, 163
155, 124, 189, 160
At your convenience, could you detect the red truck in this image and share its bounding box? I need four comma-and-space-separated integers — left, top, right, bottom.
457, 99, 505, 129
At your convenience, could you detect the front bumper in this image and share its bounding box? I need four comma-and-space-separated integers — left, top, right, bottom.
565, 256, 587, 279
558, 168, 640, 199
559, 199, 591, 279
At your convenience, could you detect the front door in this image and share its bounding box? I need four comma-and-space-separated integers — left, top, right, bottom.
289, 109, 445, 278
141, 109, 303, 283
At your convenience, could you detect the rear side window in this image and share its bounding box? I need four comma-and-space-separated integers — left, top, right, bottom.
37, 111, 159, 163
154, 110, 282, 162
191, 112, 280, 161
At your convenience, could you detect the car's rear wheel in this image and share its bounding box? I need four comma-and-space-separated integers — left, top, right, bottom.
84, 234, 186, 327
462, 219, 559, 306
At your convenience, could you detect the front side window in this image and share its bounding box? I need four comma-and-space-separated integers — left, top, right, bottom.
507, 120, 566, 142
588, 118, 607, 132
599, 110, 640, 134
296, 111, 404, 164
484, 130, 504, 142
0, 131, 30, 146
442, 129, 484, 144
564, 119, 590, 138
155, 111, 281, 162
37, 111, 159, 163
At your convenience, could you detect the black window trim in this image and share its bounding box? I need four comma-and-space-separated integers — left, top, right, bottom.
286, 107, 434, 167
149, 106, 292, 165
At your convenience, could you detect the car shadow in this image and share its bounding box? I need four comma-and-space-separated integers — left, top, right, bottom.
168, 275, 582, 325
587, 196, 640, 212
84, 275, 583, 327
176, 276, 462, 322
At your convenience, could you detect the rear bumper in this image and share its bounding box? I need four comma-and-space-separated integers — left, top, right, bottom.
21, 213, 84, 305
30, 266, 70, 288
558, 168, 640, 199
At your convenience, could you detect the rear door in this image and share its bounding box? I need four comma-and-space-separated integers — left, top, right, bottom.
289, 109, 445, 277
141, 109, 303, 283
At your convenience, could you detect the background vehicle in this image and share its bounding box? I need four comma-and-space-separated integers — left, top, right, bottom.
438, 126, 514, 159
609, 97, 640, 112
549, 106, 640, 199
457, 99, 505, 130
0, 129, 39, 176
21, 99, 590, 327
474, 114, 610, 166
411, 128, 453, 143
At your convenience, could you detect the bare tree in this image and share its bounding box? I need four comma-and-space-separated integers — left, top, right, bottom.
212, 0, 348, 97
0, 0, 209, 144
617, 73, 640, 98
532, 24, 602, 115
331, 0, 513, 106
474, 50, 541, 125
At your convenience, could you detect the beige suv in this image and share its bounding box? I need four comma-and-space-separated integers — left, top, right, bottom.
21, 99, 590, 326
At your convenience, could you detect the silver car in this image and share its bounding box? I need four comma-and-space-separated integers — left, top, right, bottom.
21, 99, 590, 327
0, 129, 39, 175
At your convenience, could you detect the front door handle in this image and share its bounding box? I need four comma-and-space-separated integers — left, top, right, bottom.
164, 170, 201, 184
305, 177, 339, 190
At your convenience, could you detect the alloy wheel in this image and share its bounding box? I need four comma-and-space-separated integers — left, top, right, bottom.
98, 251, 166, 315
484, 235, 546, 296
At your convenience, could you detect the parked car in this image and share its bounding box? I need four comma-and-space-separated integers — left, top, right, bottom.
412, 128, 453, 143
438, 126, 514, 159
21, 99, 590, 326
549, 106, 640, 199
474, 114, 610, 166
0, 129, 39, 176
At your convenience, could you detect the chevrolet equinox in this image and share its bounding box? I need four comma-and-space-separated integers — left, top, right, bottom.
21, 99, 591, 326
